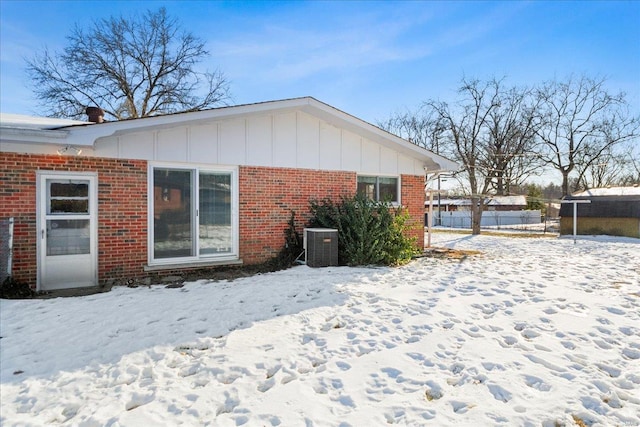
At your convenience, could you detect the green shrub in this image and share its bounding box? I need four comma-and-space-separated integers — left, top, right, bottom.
309, 194, 419, 266
0, 277, 35, 299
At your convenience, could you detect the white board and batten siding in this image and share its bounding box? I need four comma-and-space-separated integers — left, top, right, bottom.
2, 98, 456, 174
92, 111, 426, 176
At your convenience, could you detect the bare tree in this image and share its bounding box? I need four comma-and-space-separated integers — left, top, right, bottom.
617, 142, 640, 186
573, 144, 629, 190
481, 84, 542, 195
424, 78, 503, 234
378, 108, 445, 153
534, 75, 639, 196
419, 78, 542, 234
26, 7, 231, 120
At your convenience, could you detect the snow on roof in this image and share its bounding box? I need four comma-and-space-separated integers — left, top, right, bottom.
0, 113, 88, 130
486, 195, 527, 206
572, 186, 640, 197
433, 198, 470, 206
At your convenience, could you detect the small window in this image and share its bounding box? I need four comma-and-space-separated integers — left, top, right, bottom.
357, 176, 399, 203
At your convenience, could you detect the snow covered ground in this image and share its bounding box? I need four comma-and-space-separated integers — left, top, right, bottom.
1, 232, 639, 426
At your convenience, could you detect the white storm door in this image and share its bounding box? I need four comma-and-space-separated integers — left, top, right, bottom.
38, 173, 97, 290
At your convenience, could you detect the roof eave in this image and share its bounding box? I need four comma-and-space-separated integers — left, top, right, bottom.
3, 97, 461, 172
0, 127, 69, 142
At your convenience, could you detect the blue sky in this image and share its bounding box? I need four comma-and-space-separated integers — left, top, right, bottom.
1, 0, 639, 125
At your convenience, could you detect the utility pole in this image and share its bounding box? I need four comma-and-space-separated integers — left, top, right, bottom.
437, 175, 441, 226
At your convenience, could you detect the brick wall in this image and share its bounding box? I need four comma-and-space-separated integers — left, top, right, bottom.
239, 168, 427, 263
239, 166, 356, 263
400, 174, 426, 249
1, 154, 427, 287
0, 153, 147, 287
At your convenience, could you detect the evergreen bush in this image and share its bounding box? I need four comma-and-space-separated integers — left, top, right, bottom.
309, 194, 418, 266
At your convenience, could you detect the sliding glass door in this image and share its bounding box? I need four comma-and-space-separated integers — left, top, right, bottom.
151, 165, 236, 264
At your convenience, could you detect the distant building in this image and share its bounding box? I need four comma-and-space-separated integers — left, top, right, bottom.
428, 195, 527, 212
485, 195, 527, 211
559, 186, 640, 238
425, 195, 537, 228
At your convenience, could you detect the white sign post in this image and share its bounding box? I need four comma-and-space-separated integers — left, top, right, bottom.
561, 199, 591, 243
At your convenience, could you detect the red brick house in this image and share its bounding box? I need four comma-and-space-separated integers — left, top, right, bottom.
1, 97, 457, 291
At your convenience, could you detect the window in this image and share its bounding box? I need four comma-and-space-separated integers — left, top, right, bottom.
150, 165, 237, 264
357, 176, 399, 203
46, 180, 91, 256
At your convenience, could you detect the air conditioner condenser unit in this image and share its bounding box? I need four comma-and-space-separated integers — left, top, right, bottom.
303, 228, 338, 267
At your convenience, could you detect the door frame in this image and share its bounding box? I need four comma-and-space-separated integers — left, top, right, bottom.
36, 171, 98, 291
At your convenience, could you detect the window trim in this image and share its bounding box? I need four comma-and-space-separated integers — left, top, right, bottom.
356, 174, 401, 204
147, 162, 239, 266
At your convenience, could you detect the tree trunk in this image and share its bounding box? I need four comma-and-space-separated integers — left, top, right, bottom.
495, 175, 505, 196
561, 171, 570, 196
471, 196, 482, 235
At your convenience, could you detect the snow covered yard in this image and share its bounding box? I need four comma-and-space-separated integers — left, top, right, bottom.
1, 233, 639, 426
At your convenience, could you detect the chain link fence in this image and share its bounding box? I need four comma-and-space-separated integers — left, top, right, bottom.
1, 218, 14, 283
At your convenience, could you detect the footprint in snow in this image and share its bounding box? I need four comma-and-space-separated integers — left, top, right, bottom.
619, 326, 639, 336
487, 384, 512, 402
216, 390, 240, 415
606, 307, 626, 315
233, 415, 249, 426
595, 363, 621, 378
257, 378, 276, 393
424, 381, 444, 401
595, 325, 612, 334
60, 404, 80, 421
521, 329, 540, 339
440, 321, 455, 330
462, 328, 483, 338
336, 361, 351, 371
450, 400, 473, 414
622, 348, 640, 359
524, 354, 566, 372
450, 362, 465, 375
381, 367, 402, 379
334, 395, 355, 407
523, 374, 551, 391
481, 362, 505, 371
384, 408, 406, 424
593, 339, 613, 350
125, 392, 155, 411
264, 416, 282, 426
264, 364, 282, 379
179, 364, 200, 378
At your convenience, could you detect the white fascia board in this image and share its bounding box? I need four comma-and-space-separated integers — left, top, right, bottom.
0, 127, 69, 143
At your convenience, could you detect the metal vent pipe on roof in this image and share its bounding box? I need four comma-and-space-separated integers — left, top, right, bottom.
85, 106, 105, 123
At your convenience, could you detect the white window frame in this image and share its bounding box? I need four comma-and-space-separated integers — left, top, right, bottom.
356, 174, 401, 204
147, 162, 239, 267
